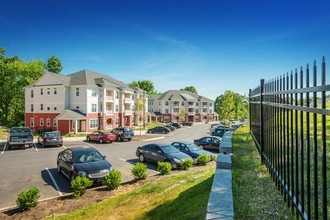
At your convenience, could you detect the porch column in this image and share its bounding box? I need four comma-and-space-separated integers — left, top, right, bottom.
74, 119, 78, 134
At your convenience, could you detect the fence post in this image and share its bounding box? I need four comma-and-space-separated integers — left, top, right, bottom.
260, 79, 265, 164
249, 89, 252, 130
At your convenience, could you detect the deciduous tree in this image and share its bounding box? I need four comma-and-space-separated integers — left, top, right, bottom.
128, 80, 159, 94
46, 55, 63, 73
180, 86, 197, 94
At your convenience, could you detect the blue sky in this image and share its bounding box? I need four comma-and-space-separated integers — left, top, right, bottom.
1, 0, 330, 100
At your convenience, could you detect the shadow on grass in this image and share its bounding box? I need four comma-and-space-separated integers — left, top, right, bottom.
141, 175, 214, 220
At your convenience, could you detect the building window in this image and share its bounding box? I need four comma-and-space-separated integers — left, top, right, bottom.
54, 106, 57, 110
76, 106, 79, 109
89, 119, 98, 128
31, 90, 34, 98
91, 89, 97, 97
116, 92, 119, 99
165, 101, 169, 106
76, 88, 80, 96
92, 104, 97, 112
115, 117, 119, 126
46, 118, 50, 126
54, 88, 57, 94
41, 104, 43, 110
196, 102, 199, 106
40, 118, 44, 126
115, 105, 119, 112
72, 121, 76, 129
100, 104, 103, 111
47, 88, 50, 95
164, 116, 170, 123
181, 102, 184, 106
209, 103, 212, 106
41, 88, 43, 95
30, 118, 34, 127
165, 109, 169, 113
47, 106, 50, 110
53, 119, 57, 127
31, 104, 34, 112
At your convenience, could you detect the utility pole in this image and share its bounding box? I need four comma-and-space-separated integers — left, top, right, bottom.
143, 90, 146, 129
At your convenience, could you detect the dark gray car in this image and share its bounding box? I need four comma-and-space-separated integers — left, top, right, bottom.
136, 143, 192, 169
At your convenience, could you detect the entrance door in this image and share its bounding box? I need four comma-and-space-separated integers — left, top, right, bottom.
81, 121, 86, 132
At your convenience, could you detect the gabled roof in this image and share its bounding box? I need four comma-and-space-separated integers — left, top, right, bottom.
55, 109, 87, 120
148, 94, 161, 101
156, 90, 213, 102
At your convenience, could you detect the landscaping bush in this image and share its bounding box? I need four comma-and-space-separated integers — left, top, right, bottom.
104, 170, 122, 190
16, 186, 40, 211
210, 155, 217, 161
179, 159, 194, 170
132, 162, 148, 179
71, 176, 93, 199
196, 154, 211, 165
158, 161, 172, 175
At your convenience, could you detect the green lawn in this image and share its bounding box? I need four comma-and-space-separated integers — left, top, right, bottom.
47, 168, 215, 220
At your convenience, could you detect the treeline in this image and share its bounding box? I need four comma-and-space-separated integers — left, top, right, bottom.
0, 47, 62, 127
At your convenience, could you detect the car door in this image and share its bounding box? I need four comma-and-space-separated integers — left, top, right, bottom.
38, 133, 45, 144
203, 137, 213, 150
211, 137, 221, 150
150, 145, 165, 163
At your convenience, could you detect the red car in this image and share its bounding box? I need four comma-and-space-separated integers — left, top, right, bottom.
86, 131, 117, 144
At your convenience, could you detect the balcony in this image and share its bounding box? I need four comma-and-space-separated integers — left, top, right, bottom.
125, 110, 132, 115
106, 110, 113, 115
105, 96, 114, 102
172, 111, 179, 115
125, 98, 133, 103
188, 111, 195, 115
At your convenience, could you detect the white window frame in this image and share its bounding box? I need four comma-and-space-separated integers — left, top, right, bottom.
30, 118, 34, 127
76, 87, 80, 96
40, 118, 44, 126
53, 119, 57, 127
115, 117, 119, 126
89, 119, 98, 128
46, 118, 50, 127
91, 89, 97, 97
92, 104, 97, 112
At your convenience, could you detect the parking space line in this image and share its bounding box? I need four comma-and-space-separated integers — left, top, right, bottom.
85, 142, 95, 148
45, 167, 63, 196
34, 143, 38, 152
1, 143, 6, 155
118, 157, 127, 162
62, 145, 67, 149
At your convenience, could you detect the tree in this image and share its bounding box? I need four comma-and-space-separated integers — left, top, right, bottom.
214, 90, 248, 121
46, 56, 63, 73
134, 96, 146, 134
180, 86, 197, 94
0, 48, 45, 127
128, 80, 159, 94
179, 109, 186, 122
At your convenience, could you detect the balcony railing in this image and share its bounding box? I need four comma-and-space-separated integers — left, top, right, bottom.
125, 110, 132, 115
106, 110, 113, 115
125, 98, 133, 103
188, 111, 195, 115
105, 96, 114, 102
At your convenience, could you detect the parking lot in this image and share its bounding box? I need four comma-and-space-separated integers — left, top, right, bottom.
0, 123, 212, 210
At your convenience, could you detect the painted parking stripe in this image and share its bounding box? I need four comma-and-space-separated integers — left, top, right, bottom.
142, 137, 165, 142
118, 157, 127, 162
1, 143, 6, 155
62, 145, 67, 149
45, 167, 63, 196
34, 143, 38, 152
85, 142, 95, 148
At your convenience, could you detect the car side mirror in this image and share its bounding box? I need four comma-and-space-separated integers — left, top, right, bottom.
103, 155, 106, 159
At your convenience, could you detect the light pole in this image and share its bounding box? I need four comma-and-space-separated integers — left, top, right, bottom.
143, 90, 145, 129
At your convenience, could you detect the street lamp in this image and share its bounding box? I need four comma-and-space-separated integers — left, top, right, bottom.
143, 90, 145, 129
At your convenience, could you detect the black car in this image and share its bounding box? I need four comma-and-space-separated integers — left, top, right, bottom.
38, 131, 63, 147
57, 147, 112, 183
147, 126, 170, 134
170, 122, 182, 128
171, 141, 214, 159
212, 127, 232, 137
164, 124, 175, 131
136, 143, 192, 169
193, 136, 222, 152
111, 127, 134, 141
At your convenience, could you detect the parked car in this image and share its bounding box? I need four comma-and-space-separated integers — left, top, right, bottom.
86, 131, 117, 144
57, 147, 112, 183
136, 143, 192, 169
7, 126, 34, 149
38, 131, 63, 147
212, 127, 232, 137
181, 121, 193, 126
164, 124, 175, 131
111, 127, 134, 141
171, 141, 214, 160
210, 124, 231, 133
147, 126, 171, 134
193, 136, 222, 152
170, 122, 182, 128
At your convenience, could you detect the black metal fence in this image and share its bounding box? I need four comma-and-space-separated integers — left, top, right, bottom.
249, 57, 329, 219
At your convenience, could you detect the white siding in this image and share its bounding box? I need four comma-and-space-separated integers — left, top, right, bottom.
70, 86, 88, 113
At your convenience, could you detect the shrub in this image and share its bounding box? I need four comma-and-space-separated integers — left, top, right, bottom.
71, 176, 93, 199
132, 162, 148, 179
16, 187, 40, 211
179, 159, 193, 170
210, 155, 217, 161
104, 170, 122, 190
196, 154, 211, 165
158, 161, 172, 175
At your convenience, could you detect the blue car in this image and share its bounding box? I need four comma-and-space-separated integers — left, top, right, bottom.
171, 141, 215, 160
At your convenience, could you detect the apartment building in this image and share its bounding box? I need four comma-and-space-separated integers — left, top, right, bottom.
25, 70, 147, 134
148, 90, 216, 123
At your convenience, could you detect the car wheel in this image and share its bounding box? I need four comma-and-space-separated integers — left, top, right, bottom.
128, 138, 131, 141
57, 164, 61, 174
162, 130, 166, 134
117, 136, 122, 142
29, 144, 33, 148
139, 154, 145, 162
99, 138, 104, 144
87, 137, 90, 142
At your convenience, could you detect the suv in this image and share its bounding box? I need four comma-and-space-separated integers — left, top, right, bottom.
111, 127, 134, 142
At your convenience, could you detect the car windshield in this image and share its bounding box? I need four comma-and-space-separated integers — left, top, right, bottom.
74, 150, 104, 163
124, 128, 132, 132
161, 145, 180, 154
186, 143, 200, 151
46, 133, 60, 137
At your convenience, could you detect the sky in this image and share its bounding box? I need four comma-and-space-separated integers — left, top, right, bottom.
1, 0, 330, 100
